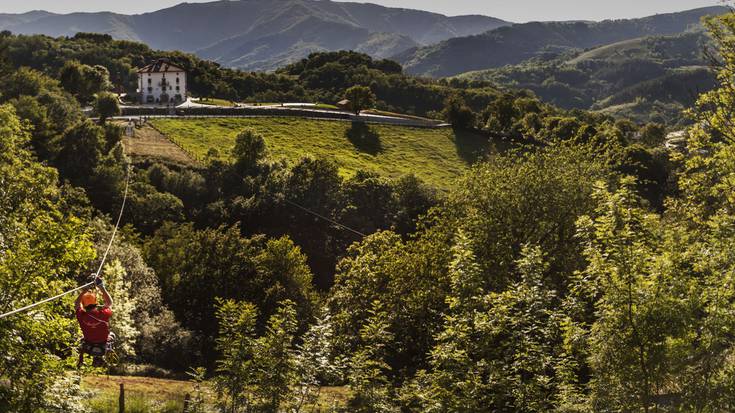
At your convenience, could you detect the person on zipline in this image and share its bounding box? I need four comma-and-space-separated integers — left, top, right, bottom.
75, 276, 114, 367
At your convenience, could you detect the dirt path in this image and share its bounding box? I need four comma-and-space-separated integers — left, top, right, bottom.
121, 123, 197, 165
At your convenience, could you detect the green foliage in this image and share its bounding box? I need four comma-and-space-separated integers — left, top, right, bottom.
442, 94, 476, 130
214, 299, 299, 413
144, 224, 317, 364
346, 301, 398, 413
56, 119, 107, 184
232, 129, 267, 175
691, 13, 735, 144
344, 85, 376, 115
411, 238, 564, 413
100, 260, 139, 359
456, 30, 716, 125
0, 104, 95, 412
94, 92, 120, 123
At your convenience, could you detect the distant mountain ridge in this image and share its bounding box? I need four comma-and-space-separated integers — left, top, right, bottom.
455, 30, 717, 125
0, 0, 509, 71
396, 6, 728, 77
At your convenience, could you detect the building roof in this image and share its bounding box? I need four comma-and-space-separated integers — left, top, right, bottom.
137, 59, 186, 74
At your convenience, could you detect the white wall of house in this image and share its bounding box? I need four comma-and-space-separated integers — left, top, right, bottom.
138, 71, 187, 104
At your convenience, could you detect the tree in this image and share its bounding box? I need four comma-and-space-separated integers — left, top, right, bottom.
56, 119, 106, 185
291, 310, 340, 412
253, 300, 298, 412
442, 94, 476, 130
411, 235, 564, 413
99, 260, 139, 359
0, 104, 95, 412
59, 60, 85, 97
345, 85, 376, 115
692, 13, 735, 144
232, 128, 267, 175
214, 299, 259, 413
347, 300, 398, 413
94, 91, 120, 124
213, 299, 299, 413
144, 224, 318, 364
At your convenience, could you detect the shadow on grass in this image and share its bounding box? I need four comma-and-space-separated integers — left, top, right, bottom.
452, 127, 518, 164
453, 127, 490, 164
346, 121, 383, 155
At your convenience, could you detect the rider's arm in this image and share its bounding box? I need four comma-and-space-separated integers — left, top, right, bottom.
75, 290, 85, 312
99, 285, 113, 309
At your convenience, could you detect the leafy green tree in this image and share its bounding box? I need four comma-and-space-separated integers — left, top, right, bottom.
291, 310, 341, 412
411, 234, 563, 413
637, 123, 666, 147
145, 224, 317, 364
442, 94, 476, 130
692, 13, 735, 144
59, 60, 85, 97
232, 128, 267, 175
347, 300, 398, 413
214, 299, 299, 413
484, 92, 522, 135
0, 104, 95, 412
56, 119, 106, 184
81, 64, 112, 103
345, 85, 376, 115
254, 300, 298, 412
99, 260, 139, 359
94, 91, 120, 123
0, 67, 58, 99
214, 299, 259, 413
127, 182, 185, 234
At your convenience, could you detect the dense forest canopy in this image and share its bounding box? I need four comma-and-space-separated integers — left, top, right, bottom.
3, 9, 735, 413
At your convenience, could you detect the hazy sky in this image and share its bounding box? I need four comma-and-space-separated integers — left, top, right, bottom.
0, 0, 723, 22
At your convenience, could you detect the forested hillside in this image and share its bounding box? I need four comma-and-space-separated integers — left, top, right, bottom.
0, 31, 513, 117
0, 0, 509, 71
455, 31, 717, 125
4, 9, 735, 413
397, 6, 726, 77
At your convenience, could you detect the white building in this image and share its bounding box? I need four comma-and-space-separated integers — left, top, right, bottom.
137, 59, 187, 104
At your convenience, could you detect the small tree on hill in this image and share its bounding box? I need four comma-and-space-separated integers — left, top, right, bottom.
442, 94, 476, 130
95, 92, 120, 124
232, 128, 267, 175
345, 85, 376, 115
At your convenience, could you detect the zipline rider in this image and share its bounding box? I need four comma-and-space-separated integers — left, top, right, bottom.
75, 277, 114, 367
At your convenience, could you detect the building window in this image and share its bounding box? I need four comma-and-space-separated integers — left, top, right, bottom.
176, 77, 180, 84
148, 78, 151, 84
147, 87, 152, 92
176, 86, 180, 91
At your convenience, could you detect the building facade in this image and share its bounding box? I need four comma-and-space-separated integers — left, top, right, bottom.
137, 59, 187, 104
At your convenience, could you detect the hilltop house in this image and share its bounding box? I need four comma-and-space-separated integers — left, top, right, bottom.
137, 59, 187, 104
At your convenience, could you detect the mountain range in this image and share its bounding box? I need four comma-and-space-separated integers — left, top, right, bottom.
0, 0, 509, 72
396, 6, 727, 78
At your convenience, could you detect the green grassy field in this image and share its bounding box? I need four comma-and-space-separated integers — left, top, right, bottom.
83, 375, 349, 412
193, 97, 236, 107
151, 117, 494, 188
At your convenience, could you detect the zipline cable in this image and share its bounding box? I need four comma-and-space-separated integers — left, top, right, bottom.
283, 198, 367, 238
0, 164, 132, 320
227, 167, 367, 238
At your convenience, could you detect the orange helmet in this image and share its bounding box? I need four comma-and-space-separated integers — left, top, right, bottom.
81, 291, 97, 308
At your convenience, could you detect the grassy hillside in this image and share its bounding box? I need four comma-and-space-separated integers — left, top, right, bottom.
151, 117, 494, 188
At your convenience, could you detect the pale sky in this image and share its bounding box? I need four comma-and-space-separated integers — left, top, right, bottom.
0, 0, 723, 22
